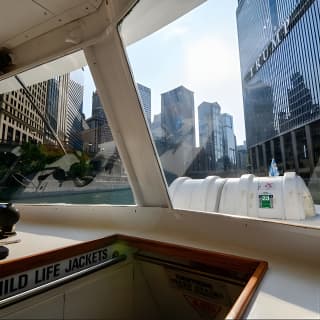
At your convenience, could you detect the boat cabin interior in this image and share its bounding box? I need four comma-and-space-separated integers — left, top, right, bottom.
0, 0, 319, 319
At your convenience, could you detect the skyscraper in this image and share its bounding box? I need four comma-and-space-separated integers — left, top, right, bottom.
82, 91, 113, 153
237, 142, 248, 170
198, 102, 223, 171
137, 83, 151, 126
84, 85, 151, 154
150, 113, 161, 136
198, 102, 236, 171
221, 113, 237, 168
237, 0, 320, 177
161, 86, 195, 147
45, 79, 59, 143
66, 79, 84, 150
0, 82, 47, 144
243, 81, 275, 147
161, 86, 195, 175
56, 74, 69, 144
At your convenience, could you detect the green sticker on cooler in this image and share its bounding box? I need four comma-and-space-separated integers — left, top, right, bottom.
259, 194, 273, 208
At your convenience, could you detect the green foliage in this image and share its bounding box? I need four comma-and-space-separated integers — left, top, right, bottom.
69, 152, 92, 178
0, 152, 17, 179
17, 142, 47, 175
1, 143, 93, 186
41, 144, 65, 163
3, 142, 62, 179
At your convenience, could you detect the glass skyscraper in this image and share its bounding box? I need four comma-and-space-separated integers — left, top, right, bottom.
137, 83, 151, 126
161, 86, 196, 177
237, 0, 320, 181
198, 102, 223, 171
198, 102, 236, 172
161, 86, 195, 148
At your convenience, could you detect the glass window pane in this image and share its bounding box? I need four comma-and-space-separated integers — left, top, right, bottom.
120, 0, 320, 222
0, 51, 134, 205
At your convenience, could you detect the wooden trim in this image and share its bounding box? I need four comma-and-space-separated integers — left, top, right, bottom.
226, 261, 268, 319
0, 233, 268, 317
117, 234, 260, 277
0, 234, 262, 278
0, 235, 118, 278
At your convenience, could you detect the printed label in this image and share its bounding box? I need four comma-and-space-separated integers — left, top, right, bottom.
259, 194, 273, 208
0, 245, 120, 302
184, 294, 222, 320
166, 269, 230, 307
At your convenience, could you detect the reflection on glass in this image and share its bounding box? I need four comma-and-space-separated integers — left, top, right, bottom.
121, 0, 320, 219
123, 1, 246, 184
238, 0, 320, 200
0, 53, 134, 204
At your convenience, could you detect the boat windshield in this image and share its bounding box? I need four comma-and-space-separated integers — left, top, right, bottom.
120, 0, 320, 223
0, 51, 134, 205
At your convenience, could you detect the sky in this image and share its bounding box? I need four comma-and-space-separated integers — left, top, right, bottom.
81, 0, 246, 144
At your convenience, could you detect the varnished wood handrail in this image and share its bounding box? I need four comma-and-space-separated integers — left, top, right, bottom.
226, 261, 268, 319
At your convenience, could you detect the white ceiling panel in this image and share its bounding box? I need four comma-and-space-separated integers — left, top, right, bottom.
121, 0, 206, 46
0, 0, 53, 45
34, 0, 101, 15
0, 0, 102, 48
0, 50, 86, 94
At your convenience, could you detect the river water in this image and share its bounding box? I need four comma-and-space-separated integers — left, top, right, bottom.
10, 188, 135, 205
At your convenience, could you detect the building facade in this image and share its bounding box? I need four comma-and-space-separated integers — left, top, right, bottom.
237, 0, 320, 179
0, 74, 85, 151
66, 79, 85, 150
198, 102, 223, 171
82, 91, 113, 153
0, 82, 47, 145
151, 113, 162, 140
137, 83, 151, 126
198, 102, 237, 172
221, 113, 237, 168
237, 142, 248, 170
161, 86, 195, 147
45, 78, 59, 144
161, 86, 196, 176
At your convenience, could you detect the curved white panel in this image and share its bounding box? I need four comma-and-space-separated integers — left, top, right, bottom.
0, 51, 86, 94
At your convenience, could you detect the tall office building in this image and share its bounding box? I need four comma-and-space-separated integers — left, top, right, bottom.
151, 113, 162, 139
83, 85, 151, 153
92, 91, 107, 121
161, 86, 195, 175
237, 0, 320, 177
0, 82, 47, 144
45, 79, 59, 144
0, 74, 84, 151
198, 102, 236, 171
45, 73, 80, 149
56, 74, 69, 144
66, 79, 84, 150
198, 102, 223, 171
161, 86, 195, 147
221, 113, 237, 168
137, 83, 151, 126
82, 91, 113, 153
237, 142, 248, 170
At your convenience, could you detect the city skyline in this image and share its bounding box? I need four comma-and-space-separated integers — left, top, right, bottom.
125, 0, 244, 143
79, 0, 244, 143
79, 72, 243, 149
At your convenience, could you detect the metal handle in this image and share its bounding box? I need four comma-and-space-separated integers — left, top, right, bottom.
0, 254, 126, 308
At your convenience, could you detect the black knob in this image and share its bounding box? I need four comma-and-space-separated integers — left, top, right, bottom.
0, 246, 9, 260
0, 203, 20, 233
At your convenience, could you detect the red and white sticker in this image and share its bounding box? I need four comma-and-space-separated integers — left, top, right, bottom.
184, 294, 222, 319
